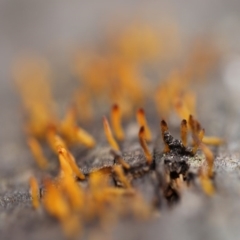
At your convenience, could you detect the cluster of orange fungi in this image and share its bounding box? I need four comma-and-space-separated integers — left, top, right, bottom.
14, 24, 223, 237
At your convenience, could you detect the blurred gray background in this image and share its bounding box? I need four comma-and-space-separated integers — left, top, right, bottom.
1, 0, 240, 176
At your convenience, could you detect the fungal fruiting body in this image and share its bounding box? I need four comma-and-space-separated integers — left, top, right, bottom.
12, 25, 225, 237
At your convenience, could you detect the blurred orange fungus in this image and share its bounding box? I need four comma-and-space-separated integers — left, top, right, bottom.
13, 23, 224, 237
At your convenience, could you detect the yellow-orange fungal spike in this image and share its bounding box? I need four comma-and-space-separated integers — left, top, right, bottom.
89, 170, 110, 192
180, 119, 188, 147
188, 115, 195, 132
160, 119, 168, 135
46, 128, 67, 154
174, 98, 191, 121
189, 115, 201, 134
138, 126, 152, 165
60, 106, 78, 143
58, 148, 74, 178
58, 147, 85, 180
76, 127, 96, 148
192, 137, 200, 155
111, 104, 125, 141
103, 116, 120, 151
117, 156, 130, 170
43, 182, 80, 237
188, 115, 201, 153
59, 106, 95, 148
200, 143, 214, 178
62, 106, 77, 129
192, 128, 205, 154
67, 152, 85, 180
102, 187, 135, 196
202, 136, 225, 146
29, 176, 40, 209
43, 178, 71, 221
27, 137, 48, 169
160, 120, 170, 153
198, 168, 215, 196
55, 135, 67, 151
183, 91, 196, 116
136, 108, 152, 141
60, 173, 84, 211
198, 129, 205, 142
110, 149, 130, 170
13, 56, 56, 139
195, 121, 202, 134
91, 166, 113, 177
113, 165, 131, 189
